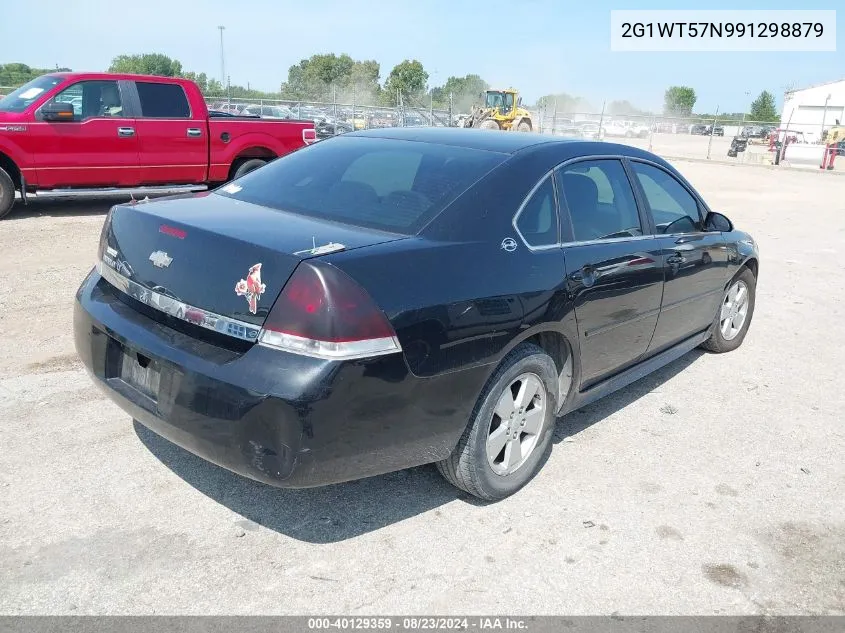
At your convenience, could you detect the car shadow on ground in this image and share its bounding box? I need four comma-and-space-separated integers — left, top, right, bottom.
135, 349, 706, 543
8, 198, 114, 221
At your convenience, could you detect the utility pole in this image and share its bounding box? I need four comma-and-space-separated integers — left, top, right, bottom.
821, 93, 831, 140
218, 26, 226, 85
597, 100, 607, 140
707, 105, 719, 160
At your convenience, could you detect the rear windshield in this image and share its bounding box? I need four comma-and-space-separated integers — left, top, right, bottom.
216, 136, 508, 234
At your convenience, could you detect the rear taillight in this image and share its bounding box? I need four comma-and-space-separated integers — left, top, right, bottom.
302, 128, 317, 145
259, 261, 401, 360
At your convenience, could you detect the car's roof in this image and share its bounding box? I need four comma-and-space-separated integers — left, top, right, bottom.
348, 127, 577, 154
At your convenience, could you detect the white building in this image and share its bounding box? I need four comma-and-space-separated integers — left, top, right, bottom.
780, 79, 845, 143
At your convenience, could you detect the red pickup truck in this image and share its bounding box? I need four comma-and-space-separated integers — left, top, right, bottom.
0, 72, 317, 219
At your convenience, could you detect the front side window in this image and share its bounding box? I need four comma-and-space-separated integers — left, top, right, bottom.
136, 82, 190, 118
558, 159, 642, 242
0, 75, 66, 113
515, 175, 558, 247
218, 136, 507, 234
44, 80, 123, 120
629, 161, 702, 234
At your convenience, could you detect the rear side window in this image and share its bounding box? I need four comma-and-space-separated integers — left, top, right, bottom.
558, 159, 642, 242
136, 82, 190, 118
219, 136, 508, 234
515, 175, 558, 247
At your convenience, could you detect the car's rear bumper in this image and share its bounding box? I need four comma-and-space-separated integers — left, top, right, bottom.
74, 270, 491, 488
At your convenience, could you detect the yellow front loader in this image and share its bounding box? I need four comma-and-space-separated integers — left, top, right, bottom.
462, 89, 534, 132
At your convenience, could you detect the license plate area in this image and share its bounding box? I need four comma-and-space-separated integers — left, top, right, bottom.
120, 349, 161, 400
105, 339, 162, 403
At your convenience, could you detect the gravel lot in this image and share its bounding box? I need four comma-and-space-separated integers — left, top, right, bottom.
1, 160, 843, 615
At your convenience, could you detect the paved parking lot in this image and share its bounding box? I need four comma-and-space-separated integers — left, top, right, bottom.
1, 160, 843, 615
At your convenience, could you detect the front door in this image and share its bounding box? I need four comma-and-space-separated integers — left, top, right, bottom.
131, 80, 208, 185
556, 158, 664, 387
33, 79, 140, 188
627, 160, 728, 353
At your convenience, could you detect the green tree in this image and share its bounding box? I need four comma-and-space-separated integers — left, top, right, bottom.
663, 86, 697, 116
749, 90, 778, 122
108, 53, 183, 77
536, 92, 594, 113
183, 71, 209, 93
283, 53, 355, 101
384, 59, 428, 103
437, 74, 489, 111
607, 100, 651, 116
0, 63, 71, 87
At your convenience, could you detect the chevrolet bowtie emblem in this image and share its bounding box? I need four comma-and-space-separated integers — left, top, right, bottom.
149, 251, 173, 268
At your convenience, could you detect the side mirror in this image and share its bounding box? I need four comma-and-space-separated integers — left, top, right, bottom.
704, 211, 733, 232
41, 101, 75, 122
517, 96, 523, 106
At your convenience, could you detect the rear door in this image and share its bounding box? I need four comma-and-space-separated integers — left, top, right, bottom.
627, 159, 728, 353
556, 158, 664, 387
130, 81, 208, 185
32, 79, 140, 188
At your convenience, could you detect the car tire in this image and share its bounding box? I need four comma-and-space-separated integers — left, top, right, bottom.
232, 158, 267, 180
0, 167, 15, 220
700, 267, 756, 353
436, 343, 558, 501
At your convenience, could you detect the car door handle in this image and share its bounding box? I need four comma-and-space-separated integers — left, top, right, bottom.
117, 127, 135, 137
187, 128, 202, 137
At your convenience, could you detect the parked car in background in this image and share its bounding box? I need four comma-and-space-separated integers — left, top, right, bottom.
74, 128, 758, 501
690, 124, 709, 135
315, 119, 354, 140
0, 72, 317, 219
705, 124, 725, 136
240, 104, 296, 119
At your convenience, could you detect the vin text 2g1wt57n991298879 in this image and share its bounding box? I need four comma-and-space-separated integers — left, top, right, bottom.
73, 127, 759, 501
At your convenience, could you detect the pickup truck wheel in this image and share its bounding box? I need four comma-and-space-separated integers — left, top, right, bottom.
232, 158, 267, 180
436, 343, 557, 501
0, 167, 15, 220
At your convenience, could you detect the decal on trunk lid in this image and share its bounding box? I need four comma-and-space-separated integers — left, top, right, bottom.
234, 263, 267, 315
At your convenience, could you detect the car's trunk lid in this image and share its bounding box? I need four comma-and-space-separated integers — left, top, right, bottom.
99, 192, 405, 332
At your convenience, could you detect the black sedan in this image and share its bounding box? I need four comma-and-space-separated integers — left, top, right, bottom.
74, 128, 759, 501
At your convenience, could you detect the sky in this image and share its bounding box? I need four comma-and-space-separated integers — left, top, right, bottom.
1, 0, 842, 112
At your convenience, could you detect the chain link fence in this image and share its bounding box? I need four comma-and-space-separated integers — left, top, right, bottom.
4, 83, 836, 168
204, 95, 456, 130
530, 108, 800, 165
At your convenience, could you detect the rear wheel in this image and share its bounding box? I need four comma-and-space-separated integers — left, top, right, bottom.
0, 167, 15, 220
700, 267, 756, 353
479, 119, 500, 130
436, 343, 558, 501
232, 158, 267, 180
517, 120, 531, 132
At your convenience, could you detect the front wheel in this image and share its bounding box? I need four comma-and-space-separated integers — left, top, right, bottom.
479, 119, 500, 130
517, 120, 531, 132
0, 167, 15, 220
436, 343, 558, 501
700, 268, 756, 353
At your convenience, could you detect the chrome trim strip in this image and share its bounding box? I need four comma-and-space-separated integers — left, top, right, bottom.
511, 169, 558, 252
96, 260, 261, 343
561, 234, 658, 248
34, 184, 207, 198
